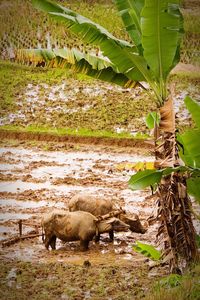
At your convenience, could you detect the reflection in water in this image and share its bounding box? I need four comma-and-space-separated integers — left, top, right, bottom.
0, 212, 33, 221
0, 198, 65, 209
0, 180, 107, 194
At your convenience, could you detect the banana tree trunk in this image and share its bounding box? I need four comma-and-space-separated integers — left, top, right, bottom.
154, 96, 198, 272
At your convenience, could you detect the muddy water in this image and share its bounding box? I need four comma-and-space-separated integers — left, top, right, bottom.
0, 143, 157, 265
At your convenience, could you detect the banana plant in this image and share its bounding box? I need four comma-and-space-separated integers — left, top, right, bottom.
129, 96, 200, 266
18, 0, 198, 271
130, 97, 200, 201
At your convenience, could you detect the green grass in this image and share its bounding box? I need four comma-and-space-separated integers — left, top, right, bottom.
0, 60, 71, 115
0, 60, 93, 117
145, 263, 200, 300
0, 124, 149, 140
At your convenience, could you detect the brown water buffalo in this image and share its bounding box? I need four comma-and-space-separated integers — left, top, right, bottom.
69, 194, 147, 241
42, 210, 130, 251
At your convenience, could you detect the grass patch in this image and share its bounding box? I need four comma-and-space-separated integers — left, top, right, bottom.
0, 60, 156, 134
1, 59, 199, 135
0, 60, 94, 117
145, 263, 200, 300
0, 124, 149, 140
1, 259, 199, 300
0, 60, 72, 115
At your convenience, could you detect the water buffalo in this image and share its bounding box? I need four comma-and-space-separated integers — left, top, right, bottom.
69, 194, 147, 241
42, 210, 130, 251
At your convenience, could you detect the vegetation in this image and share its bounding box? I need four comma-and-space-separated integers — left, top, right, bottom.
0, 60, 199, 135
0, 124, 149, 140
22, 0, 199, 273
0, 1, 199, 298
0, 0, 199, 65
133, 241, 161, 261
145, 263, 200, 300
0, 256, 199, 300
129, 96, 200, 203
0, 60, 72, 115
0, 60, 156, 134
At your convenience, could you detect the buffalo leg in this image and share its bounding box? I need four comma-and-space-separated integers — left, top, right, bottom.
44, 235, 52, 250
49, 235, 56, 250
80, 240, 89, 251
95, 234, 100, 243
109, 230, 114, 241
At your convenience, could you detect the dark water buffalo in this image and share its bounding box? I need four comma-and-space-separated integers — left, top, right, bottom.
69, 194, 147, 241
42, 210, 130, 251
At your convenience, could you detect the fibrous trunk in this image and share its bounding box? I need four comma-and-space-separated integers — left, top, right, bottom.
155, 96, 197, 273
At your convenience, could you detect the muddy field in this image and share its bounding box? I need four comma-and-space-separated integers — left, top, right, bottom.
0, 139, 156, 260
0, 138, 168, 299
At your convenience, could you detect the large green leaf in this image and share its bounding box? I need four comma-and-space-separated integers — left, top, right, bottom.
16, 48, 136, 88
32, 0, 131, 48
133, 241, 161, 260
162, 166, 189, 176
177, 129, 200, 168
187, 177, 200, 203
31, 0, 162, 102
129, 166, 191, 190
145, 111, 160, 129
31, 0, 138, 76
141, 0, 183, 85
114, 0, 144, 53
129, 169, 162, 190
184, 96, 200, 129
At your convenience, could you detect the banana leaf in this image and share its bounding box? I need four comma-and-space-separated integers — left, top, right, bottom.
187, 177, 200, 203
129, 166, 190, 190
31, 0, 159, 90
141, 0, 183, 84
129, 169, 162, 190
177, 129, 200, 168
114, 0, 144, 54
145, 111, 160, 129
15, 48, 136, 88
184, 96, 200, 129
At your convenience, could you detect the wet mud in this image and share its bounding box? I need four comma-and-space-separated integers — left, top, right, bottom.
0, 140, 159, 268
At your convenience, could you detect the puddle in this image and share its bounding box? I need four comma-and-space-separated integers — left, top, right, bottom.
0, 225, 13, 233
0, 180, 116, 196
6, 268, 17, 287
0, 180, 52, 193
0, 198, 65, 209
0, 163, 26, 172
30, 165, 87, 179
0, 224, 37, 241
0, 225, 14, 240
0, 212, 33, 221
0, 147, 154, 166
